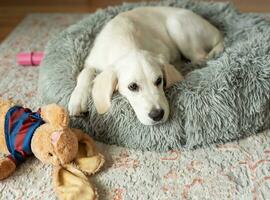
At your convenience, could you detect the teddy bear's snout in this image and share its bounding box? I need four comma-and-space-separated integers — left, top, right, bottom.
53, 132, 79, 165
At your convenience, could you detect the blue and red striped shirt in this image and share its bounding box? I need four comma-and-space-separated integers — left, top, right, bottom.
4, 106, 44, 165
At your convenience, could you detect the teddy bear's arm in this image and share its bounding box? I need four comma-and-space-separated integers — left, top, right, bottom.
0, 157, 16, 180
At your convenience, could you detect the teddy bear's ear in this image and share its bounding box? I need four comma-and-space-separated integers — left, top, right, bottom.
53, 164, 97, 200
75, 153, 105, 175
72, 129, 104, 175
40, 104, 69, 128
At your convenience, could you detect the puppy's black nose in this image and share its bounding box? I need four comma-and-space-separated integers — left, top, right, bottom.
148, 109, 164, 121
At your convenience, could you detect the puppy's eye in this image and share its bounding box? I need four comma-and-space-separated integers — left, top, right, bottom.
155, 77, 162, 86
128, 83, 139, 91
48, 153, 53, 157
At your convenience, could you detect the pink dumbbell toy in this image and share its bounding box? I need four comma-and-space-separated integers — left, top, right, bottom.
16, 52, 44, 66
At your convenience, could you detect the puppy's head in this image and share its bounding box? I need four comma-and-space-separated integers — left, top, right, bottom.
92, 50, 183, 125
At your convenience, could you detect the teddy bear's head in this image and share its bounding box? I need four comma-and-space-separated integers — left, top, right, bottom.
31, 104, 78, 166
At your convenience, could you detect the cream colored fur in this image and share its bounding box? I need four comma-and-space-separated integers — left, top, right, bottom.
68, 6, 224, 125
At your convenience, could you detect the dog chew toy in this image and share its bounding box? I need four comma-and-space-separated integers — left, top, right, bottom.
0, 98, 104, 200
16, 52, 44, 66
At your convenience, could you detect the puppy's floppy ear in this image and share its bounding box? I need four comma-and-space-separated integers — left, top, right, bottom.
92, 69, 117, 114
158, 54, 183, 88
162, 63, 183, 88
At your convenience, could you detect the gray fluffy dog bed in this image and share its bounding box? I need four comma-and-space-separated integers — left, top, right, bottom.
39, 0, 270, 151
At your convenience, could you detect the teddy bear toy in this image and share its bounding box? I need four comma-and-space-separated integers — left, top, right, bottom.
0, 98, 104, 200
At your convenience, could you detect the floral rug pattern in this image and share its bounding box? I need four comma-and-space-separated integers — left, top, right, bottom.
0, 13, 269, 200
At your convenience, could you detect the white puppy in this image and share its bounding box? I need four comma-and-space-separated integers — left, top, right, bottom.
68, 6, 224, 125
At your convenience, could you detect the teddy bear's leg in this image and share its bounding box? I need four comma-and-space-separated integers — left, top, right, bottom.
0, 157, 16, 180
53, 164, 97, 200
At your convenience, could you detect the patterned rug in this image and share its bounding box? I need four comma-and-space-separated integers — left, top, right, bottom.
0, 13, 269, 200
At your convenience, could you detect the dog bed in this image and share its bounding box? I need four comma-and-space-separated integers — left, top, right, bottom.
38, 0, 270, 151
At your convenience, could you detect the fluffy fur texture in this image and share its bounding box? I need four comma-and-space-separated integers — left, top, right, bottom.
39, 0, 270, 151
68, 6, 223, 126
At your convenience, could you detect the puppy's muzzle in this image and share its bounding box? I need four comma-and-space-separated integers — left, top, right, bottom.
148, 108, 164, 122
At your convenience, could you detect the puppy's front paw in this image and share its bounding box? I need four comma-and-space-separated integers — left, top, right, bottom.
68, 89, 88, 116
